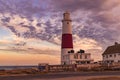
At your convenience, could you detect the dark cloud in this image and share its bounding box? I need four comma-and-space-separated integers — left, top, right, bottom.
6, 26, 20, 37
14, 42, 26, 46
1, 17, 10, 23
50, 0, 120, 30
22, 25, 36, 31
74, 26, 116, 42
0, 0, 49, 18
50, 0, 107, 12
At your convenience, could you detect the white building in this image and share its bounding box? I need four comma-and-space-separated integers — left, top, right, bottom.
61, 11, 93, 65
62, 50, 94, 64
102, 42, 120, 64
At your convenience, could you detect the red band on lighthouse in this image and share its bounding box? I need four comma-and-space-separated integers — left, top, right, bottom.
62, 34, 73, 48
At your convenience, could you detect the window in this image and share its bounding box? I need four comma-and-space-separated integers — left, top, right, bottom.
107, 61, 109, 63
81, 61, 85, 64
76, 61, 79, 64
74, 55, 77, 59
109, 54, 112, 57
87, 61, 90, 64
68, 51, 70, 53
63, 62, 66, 65
67, 22, 69, 24
118, 60, 120, 63
103, 55, 105, 57
74, 54, 78, 59
76, 54, 78, 59
114, 54, 116, 57
111, 60, 114, 63
63, 56, 64, 59
106, 55, 108, 58
80, 55, 82, 59
85, 55, 87, 59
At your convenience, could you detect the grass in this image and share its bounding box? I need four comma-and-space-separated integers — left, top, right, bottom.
0, 68, 41, 75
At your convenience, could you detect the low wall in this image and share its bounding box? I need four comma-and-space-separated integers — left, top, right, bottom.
38, 63, 120, 72
38, 64, 77, 72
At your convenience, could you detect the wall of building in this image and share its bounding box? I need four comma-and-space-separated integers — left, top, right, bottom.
70, 53, 91, 60
68, 53, 93, 64
103, 53, 120, 63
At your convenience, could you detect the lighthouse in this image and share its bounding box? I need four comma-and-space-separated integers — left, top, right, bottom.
61, 12, 93, 65
61, 11, 73, 65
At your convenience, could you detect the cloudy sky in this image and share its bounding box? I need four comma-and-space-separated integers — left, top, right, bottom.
0, 0, 120, 65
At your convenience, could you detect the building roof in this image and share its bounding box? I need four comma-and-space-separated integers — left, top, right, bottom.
103, 42, 120, 55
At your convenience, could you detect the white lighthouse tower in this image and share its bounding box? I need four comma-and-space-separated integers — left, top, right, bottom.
61, 11, 73, 65
61, 12, 94, 65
